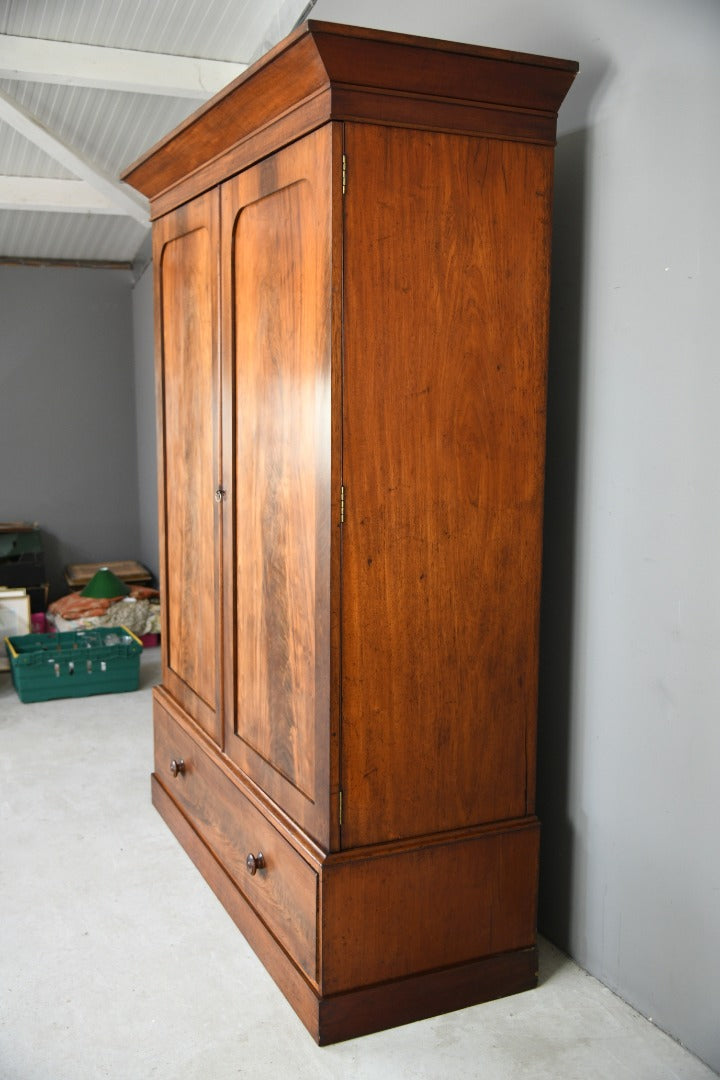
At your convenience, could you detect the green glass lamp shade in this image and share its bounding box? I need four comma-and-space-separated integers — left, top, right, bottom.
80, 566, 130, 598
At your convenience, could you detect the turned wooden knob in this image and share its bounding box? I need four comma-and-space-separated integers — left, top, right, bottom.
169, 758, 185, 777
246, 852, 265, 875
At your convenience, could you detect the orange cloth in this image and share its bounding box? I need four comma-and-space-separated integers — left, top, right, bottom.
49, 585, 159, 620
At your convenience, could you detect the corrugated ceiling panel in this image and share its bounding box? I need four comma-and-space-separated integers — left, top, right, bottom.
0, 79, 199, 176
0, 0, 294, 61
0, 210, 147, 262
0, 0, 315, 261
0, 119, 75, 179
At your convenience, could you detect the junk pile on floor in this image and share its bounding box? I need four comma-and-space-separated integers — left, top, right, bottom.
2, 552, 159, 702
47, 566, 160, 640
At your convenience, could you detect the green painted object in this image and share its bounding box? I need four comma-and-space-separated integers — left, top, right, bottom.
80, 567, 130, 598
4, 627, 142, 703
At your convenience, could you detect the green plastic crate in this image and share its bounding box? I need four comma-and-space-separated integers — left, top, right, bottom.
4, 626, 143, 703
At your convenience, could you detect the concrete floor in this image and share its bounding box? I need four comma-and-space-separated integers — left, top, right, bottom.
1, 650, 716, 1080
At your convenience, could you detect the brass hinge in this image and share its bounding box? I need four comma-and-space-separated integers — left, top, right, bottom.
342, 153, 347, 195
340, 484, 346, 524
339, 790, 343, 826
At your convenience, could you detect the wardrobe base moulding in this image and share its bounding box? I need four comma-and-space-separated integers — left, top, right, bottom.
152, 687, 540, 1043
151, 774, 539, 1045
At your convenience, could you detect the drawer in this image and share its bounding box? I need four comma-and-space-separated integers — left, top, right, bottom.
153, 696, 317, 981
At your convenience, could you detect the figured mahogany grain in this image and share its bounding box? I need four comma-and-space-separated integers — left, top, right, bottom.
312, 25, 576, 114
152, 766, 537, 1045
320, 821, 539, 992
221, 126, 335, 846
121, 21, 577, 212
316, 947, 538, 1045
150, 774, 324, 1037
154, 192, 221, 743
341, 124, 552, 847
154, 694, 318, 980
123, 32, 329, 205
127, 21, 577, 1044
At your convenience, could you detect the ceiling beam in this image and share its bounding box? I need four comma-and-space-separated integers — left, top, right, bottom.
0, 176, 118, 214
0, 88, 148, 224
0, 35, 246, 98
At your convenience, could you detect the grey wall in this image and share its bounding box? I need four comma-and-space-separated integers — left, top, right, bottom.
0, 264, 140, 601
312, 0, 720, 1069
131, 263, 159, 582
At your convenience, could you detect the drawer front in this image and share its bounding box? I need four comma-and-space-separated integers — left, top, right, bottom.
154, 696, 317, 981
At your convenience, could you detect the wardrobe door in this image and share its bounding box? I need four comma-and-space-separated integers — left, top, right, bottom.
221, 124, 340, 847
154, 190, 223, 743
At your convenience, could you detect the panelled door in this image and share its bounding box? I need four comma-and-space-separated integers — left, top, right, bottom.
154, 189, 223, 745
221, 123, 341, 848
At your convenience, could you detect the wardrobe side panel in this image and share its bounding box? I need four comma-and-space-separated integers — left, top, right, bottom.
341, 125, 553, 847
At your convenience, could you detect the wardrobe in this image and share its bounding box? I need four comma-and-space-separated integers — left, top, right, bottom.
123, 20, 577, 1043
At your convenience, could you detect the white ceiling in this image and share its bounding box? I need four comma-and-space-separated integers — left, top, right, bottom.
0, 0, 316, 268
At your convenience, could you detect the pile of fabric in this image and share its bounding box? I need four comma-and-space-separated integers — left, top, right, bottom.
48, 585, 161, 637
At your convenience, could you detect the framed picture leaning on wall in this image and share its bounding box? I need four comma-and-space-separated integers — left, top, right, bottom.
0, 588, 31, 671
